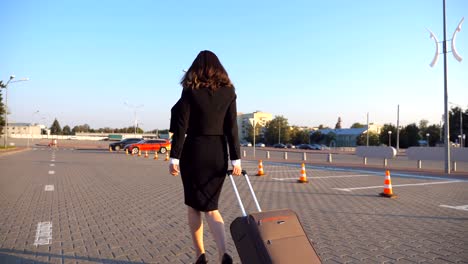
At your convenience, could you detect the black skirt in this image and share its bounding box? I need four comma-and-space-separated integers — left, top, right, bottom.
180, 135, 228, 212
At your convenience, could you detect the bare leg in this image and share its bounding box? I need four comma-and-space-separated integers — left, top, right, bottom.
187, 206, 205, 258
205, 210, 226, 262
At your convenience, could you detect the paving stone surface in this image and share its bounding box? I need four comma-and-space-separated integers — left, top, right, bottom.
0, 147, 467, 263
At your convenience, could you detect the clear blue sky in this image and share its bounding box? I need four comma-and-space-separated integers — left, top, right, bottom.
1, 0, 467, 131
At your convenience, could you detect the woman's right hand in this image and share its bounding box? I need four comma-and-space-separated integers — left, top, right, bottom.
232, 165, 242, 176
169, 164, 180, 176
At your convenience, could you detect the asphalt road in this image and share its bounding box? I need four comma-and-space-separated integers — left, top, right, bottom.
0, 146, 467, 263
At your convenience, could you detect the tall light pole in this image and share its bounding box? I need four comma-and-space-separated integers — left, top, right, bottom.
124, 102, 144, 135
427, 1, 464, 174
426, 133, 430, 147
278, 123, 281, 144
1, 75, 30, 148
366, 112, 369, 146
388, 130, 392, 147
396, 105, 400, 152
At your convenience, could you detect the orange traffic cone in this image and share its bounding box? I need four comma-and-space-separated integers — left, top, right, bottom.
138, 150, 142, 157
144, 151, 149, 158
164, 152, 169, 161
154, 151, 159, 160
125, 149, 129, 155
379, 170, 397, 198
256, 160, 265, 176
109, 146, 113, 152
297, 163, 308, 183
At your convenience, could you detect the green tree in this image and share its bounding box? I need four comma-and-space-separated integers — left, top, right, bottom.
335, 117, 342, 129
449, 106, 468, 147
356, 132, 380, 146
62, 125, 72, 135
351, 122, 365, 128
399, 123, 420, 148
425, 124, 441, 146
0, 92, 5, 128
379, 124, 396, 147
264, 116, 289, 145
244, 122, 262, 144
419, 119, 429, 132
50, 118, 62, 135
310, 131, 323, 144
290, 127, 310, 145
72, 124, 91, 133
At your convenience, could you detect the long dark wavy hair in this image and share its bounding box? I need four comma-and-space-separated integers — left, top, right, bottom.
181, 50, 234, 91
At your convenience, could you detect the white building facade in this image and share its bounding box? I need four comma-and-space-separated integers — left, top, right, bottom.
237, 111, 273, 141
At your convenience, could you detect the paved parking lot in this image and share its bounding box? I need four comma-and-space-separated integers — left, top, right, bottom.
0, 147, 467, 263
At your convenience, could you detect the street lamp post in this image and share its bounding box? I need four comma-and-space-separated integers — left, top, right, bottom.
253, 119, 256, 157
427, 2, 464, 173
388, 131, 392, 147
1, 75, 30, 148
124, 102, 144, 136
278, 124, 281, 144
426, 133, 430, 147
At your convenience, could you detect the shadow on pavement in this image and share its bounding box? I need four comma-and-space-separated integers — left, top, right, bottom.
0, 248, 144, 264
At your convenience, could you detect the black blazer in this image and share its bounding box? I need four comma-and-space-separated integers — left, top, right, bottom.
169, 87, 241, 160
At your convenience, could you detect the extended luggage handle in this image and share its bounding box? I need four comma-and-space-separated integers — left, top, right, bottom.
228, 169, 262, 217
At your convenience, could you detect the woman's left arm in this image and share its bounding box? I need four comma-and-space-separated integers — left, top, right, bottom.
224, 95, 241, 163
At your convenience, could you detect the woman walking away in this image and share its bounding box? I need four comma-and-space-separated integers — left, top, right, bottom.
169, 50, 242, 264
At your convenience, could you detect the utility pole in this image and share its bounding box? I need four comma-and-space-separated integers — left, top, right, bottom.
427, 1, 464, 174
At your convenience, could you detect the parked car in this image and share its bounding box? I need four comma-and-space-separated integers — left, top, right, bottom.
320, 144, 330, 150
255, 143, 266, 147
286, 144, 296, 149
126, 139, 171, 154
109, 138, 143, 151
273, 143, 287, 148
310, 144, 323, 150
241, 142, 252, 147
297, 144, 314, 150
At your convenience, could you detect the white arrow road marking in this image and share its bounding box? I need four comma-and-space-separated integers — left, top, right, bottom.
334, 180, 462, 192
34, 222, 52, 246
440, 205, 468, 211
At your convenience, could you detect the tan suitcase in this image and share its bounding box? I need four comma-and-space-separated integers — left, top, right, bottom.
228, 170, 321, 264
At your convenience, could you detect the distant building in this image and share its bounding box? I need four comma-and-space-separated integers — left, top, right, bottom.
237, 111, 273, 141
317, 123, 383, 147
366, 123, 383, 134
4, 123, 42, 137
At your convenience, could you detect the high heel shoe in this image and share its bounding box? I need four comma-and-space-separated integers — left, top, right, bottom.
195, 253, 207, 264
221, 253, 233, 264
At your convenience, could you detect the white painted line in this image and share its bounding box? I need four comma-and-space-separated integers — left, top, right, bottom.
272, 178, 296, 181
33, 222, 52, 246
48, 171, 55, 175
51, 159, 55, 162
272, 174, 375, 181
264, 170, 302, 173
440, 205, 468, 211
50, 164, 55, 167
334, 180, 462, 192
44, 185, 54, 191
260, 161, 468, 182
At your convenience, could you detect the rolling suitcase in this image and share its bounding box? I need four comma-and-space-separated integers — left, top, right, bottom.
228, 170, 321, 264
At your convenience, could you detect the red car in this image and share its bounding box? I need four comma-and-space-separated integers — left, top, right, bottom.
126, 139, 171, 155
